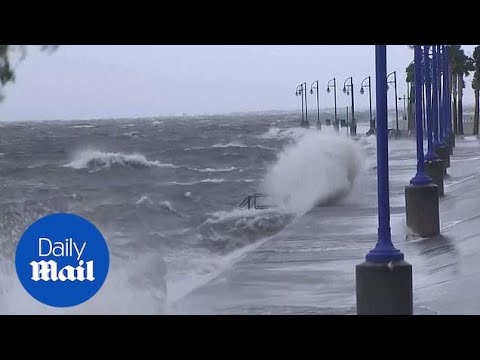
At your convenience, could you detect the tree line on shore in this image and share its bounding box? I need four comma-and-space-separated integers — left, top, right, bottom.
405, 45, 480, 135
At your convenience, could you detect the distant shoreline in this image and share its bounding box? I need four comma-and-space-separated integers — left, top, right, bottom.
0, 105, 476, 124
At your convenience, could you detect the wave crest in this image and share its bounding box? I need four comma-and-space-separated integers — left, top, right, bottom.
262, 132, 364, 216
65, 150, 179, 170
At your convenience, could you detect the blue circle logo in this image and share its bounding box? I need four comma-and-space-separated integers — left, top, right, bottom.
15, 213, 110, 308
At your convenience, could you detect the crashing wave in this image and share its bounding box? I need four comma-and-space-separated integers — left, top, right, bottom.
65, 150, 179, 170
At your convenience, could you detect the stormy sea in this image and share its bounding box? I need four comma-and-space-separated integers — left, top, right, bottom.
2, 110, 477, 314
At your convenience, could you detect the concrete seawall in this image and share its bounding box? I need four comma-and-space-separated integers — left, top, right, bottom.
173, 136, 480, 315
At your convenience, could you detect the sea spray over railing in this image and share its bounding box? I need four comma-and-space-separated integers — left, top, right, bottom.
262, 132, 364, 216
65, 149, 179, 170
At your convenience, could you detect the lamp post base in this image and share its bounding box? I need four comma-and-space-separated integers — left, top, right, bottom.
435, 145, 450, 170
405, 183, 440, 238
425, 159, 444, 196
356, 260, 413, 315
301, 121, 310, 129
350, 124, 357, 136
448, 132, 455, 151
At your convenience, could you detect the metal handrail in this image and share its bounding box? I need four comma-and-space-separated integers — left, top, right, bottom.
238, 193, 270, 210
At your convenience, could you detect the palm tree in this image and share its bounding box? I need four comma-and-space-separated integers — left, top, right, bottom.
449, 45, 474, 135
449, 45, 462, 134
472, 46, 480, 135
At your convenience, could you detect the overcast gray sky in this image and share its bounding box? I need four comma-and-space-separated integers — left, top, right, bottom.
0, 45, 477, 121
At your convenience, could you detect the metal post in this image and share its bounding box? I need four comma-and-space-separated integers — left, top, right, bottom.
432, 45, 440, 147
411, 45, 432, 186
438, 46, 444, 144
424, 46, 438, 161
334, 78, 338, 128
365, 45, 404, 263
310, 80, 321, 129
422, 84, 427, 133
404, 45, 439, 238
368, 77, 373, 130
400, 95, 407, 120
442, 45, 449, 135
394, 72, 399, 131
351, 78, 356, 136
304, 82, 308, 126
346, 106, 349, 135
301, 85, 304, 123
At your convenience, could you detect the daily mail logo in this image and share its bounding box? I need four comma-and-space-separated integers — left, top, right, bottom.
30, 238, 94, 282
16, 214, 109, 308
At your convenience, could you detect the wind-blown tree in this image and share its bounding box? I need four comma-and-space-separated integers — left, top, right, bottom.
449, 45, 474, 135
448, 45, 461, 134
0, 46, 14, 100
0, 45, 58, 101
472, 46, 480, 135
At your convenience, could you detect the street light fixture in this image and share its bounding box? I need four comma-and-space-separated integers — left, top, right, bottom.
326, 78, 338, 131
297, 82, 309, 128
343, 77, 356, 136
387, 71, 399, 132
360, 76, 374, 134
295, 84, 305, 126
310, 80, 321, 129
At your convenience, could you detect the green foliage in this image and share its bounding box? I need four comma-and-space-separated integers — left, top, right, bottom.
0, 45, 15, 85
0, 45, 58, 101
406, 62, 414, 83
449, 45, 472, 77
472, 46, 480, 91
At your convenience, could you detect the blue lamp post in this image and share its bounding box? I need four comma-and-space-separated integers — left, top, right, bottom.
432, 45, 451, 171
438, 46, 445, 146
411, 46, 432, 186
326, 78, 338, 131
424, 46, 438, 162
424, 45, 445, 196
343, 77, 356, 136
364, 47, 403, 263
360, 76, 374, 134
295, 82, 309, 128
356, 45, 413, 315
295, 84, 305, 126
432, 46, 440, 149
404, 45, 440, 238
310, 80, 321, 129
302, 81, 309, 128
387, 71, 400, 133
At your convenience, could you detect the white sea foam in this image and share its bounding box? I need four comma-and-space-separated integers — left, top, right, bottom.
185, 143, 275, 151
262, 132, 364, 216
190, 166, 237, 172
65, 149, 179, 170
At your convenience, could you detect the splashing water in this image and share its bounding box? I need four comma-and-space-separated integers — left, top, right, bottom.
65, 149, 178, 170
262, 132, 364, 216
